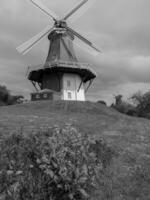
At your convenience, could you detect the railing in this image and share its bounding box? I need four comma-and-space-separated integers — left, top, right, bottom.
26, 60, 97, 76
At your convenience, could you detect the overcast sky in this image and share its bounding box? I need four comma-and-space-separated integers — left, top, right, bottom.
1, 0, 150, 104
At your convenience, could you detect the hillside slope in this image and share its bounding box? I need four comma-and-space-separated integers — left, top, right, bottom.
0, 100, 150, 152
1, 100, 150, 199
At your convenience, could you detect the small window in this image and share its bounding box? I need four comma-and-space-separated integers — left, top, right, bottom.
68, 92, 72, 100
36, 94, 40, 99
67, 80, 71, 87
43, 94, 48, 98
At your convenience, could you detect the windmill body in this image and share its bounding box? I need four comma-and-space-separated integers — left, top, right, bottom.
17, 0, 100, 101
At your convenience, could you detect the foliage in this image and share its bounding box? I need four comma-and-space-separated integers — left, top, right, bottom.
131, 90, 150, 117
0, 125, 115, 200
130, 91, 143, 106
111, 95, 136, 116
97, 101, 107, 106
0, 84, 24, 106
0, 85, 10, 104
7, 95, 24, 105
113, 103, 136, 116
112, 91, 150, 118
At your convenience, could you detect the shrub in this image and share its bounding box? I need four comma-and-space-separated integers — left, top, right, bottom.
111, 94, 136, 116
131, 91, 150, 117
112, 103, 136, 116
0, 125, 115, 200
0, 85, 10, 105
7, 95, 24, 105
0, 84, 24, 106
97, 101, 107, 106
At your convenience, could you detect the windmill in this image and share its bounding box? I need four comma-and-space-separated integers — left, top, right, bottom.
17, 0, 101, 101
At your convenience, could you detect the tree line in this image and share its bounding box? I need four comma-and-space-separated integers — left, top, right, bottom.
111, 91, 150, 119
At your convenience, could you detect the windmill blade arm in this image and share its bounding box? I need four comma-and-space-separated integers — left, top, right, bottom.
67, 27, 101, 53
30, 0, 59, 20
17, 25, 54, 55
63, 0, 88, 21
63, 0, 96, 24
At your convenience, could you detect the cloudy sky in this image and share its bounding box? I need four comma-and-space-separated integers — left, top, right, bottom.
1, 0, 150, 104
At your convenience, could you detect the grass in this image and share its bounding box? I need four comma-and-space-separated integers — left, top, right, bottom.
0, 100, 150, 199
0, 100, 150, 149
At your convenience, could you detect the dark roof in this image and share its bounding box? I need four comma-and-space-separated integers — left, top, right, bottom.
28, 61, 96, 83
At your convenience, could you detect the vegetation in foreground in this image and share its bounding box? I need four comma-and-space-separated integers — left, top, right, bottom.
0, 125, 150, 200
0, 125, 115, 200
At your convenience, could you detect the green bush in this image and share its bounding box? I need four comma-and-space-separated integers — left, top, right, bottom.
0, 125, 115, 200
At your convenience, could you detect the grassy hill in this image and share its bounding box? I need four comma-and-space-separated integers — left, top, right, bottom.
1, 100, 150, 199
0, 100, 150, 149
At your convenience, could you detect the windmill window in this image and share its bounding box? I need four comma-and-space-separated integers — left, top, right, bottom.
36, 94, 40, 99
67, 80, 71, 87
68, 92, 72, 99
43, 94, 48, 98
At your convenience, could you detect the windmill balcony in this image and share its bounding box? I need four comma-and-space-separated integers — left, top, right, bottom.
27, 60, 97, 83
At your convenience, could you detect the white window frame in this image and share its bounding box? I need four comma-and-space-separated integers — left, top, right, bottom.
68, 92, 72, 100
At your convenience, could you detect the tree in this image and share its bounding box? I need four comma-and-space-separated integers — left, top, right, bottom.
131, 91, 150, 117
0, 84, 24, 106
111, 94, 137, 116
130, 91, 143, 106
7, 95, 24, 105
0, 85, 10, 104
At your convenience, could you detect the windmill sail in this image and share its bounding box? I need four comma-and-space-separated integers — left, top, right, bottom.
63, 0, 88, 21
66, 27, 101, 54
64, 0, 96, 23
17, 26, 54, 55
30, 0, 59, 20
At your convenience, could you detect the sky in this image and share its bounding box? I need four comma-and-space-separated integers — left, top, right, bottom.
1, 0, 150, 104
